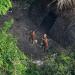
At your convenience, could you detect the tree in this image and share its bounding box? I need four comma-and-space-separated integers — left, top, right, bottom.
0, 0, 12, 15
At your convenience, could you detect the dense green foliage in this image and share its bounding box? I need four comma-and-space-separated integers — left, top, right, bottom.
0, 0, 12, 15
41, 53, 75, 75
26, 53, 75, 75
0, 19, 28, 75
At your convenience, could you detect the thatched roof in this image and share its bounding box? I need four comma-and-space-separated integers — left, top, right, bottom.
57, 0, 75, 10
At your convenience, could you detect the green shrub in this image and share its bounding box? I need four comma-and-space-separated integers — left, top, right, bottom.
0, 0, 12, 15
0, 19, 28, 75
25, 52, 75, 75
41, 53, 75, 75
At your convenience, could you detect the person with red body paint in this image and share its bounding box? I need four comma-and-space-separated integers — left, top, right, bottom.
30, 31, 36, 44
42, 34, 49, 52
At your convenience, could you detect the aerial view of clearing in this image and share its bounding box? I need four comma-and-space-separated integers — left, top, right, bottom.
0, 0, 75, 75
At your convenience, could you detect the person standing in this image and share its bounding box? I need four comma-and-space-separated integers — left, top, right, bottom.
30, 31, 36, 44
41, 34, 49, 52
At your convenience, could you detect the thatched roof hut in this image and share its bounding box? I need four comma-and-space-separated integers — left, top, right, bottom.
57, 0, 75, 11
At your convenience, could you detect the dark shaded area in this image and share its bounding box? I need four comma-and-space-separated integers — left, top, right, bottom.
40, 10, 57, 34
27, 0, 57, 34
27, 0, 75, 49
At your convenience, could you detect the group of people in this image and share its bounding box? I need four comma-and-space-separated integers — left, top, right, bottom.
29, 31, 49, 52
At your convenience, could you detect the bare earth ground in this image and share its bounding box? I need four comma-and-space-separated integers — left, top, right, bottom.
0, 4, 65, 62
